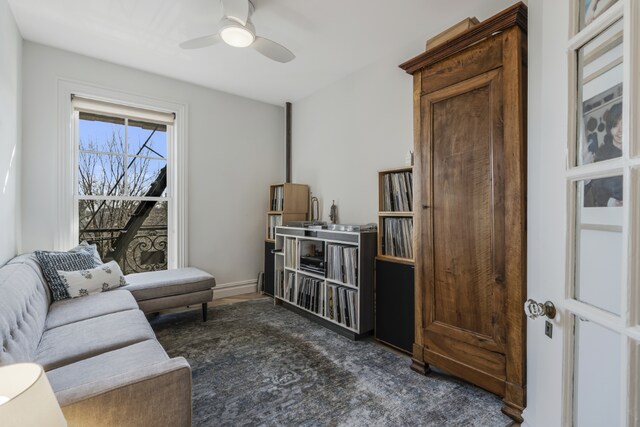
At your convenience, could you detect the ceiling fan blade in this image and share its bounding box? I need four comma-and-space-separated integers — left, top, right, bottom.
179, 34, 221, 50
252, 37, 295, 63
221, 0, 249, 25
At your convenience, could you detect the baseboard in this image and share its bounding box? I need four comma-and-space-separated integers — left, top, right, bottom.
521, 406, 531, 427
213, 279, 258, 300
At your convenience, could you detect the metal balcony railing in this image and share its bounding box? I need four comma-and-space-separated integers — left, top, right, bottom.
80, 226, 167, 274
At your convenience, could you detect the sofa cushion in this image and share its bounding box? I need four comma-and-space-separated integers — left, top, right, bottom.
35, 309, 156, 371
35, 251, 97, 301
0, 263, 50, 365
55, 358, 192, 427
136, 289, 213, 314
46, 340, 169, 393
125, 267, 216, 301
45, 289, 138, 330
58, 261, 126, 298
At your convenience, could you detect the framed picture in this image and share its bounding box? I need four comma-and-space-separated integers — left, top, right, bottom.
583, 175, 623, 207
580, 82, 622, 166
580, 83, 623, 208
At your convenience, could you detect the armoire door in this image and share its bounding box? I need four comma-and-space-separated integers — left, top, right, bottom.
418, 68, 509, 395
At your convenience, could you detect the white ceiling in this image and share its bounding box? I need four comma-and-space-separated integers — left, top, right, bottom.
8, 0, 516, 106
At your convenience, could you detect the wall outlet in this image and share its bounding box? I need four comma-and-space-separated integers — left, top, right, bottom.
545, 320, 553, 338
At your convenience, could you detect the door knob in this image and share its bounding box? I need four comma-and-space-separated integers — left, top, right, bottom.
524, 299, 556, 320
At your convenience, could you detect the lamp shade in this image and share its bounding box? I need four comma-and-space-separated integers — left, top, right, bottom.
0, 363, 67, 427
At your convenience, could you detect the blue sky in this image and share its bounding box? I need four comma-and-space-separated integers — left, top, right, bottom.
79, 118, 167, 159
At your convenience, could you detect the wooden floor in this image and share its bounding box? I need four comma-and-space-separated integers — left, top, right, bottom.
212, 292, 267, 307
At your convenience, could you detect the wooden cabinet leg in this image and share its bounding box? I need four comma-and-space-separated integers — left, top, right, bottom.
410, 358, 431, 375
411, 343, 430, 375
501, 401, 524, 423
501, 382, 525, 422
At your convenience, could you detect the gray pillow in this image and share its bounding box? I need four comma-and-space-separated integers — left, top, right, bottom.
69, 241, 103, 266
34, 251, 97, 301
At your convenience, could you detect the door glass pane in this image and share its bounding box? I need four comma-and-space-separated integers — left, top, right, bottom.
579, 0, 620, 30
574, 317, 621, 426
577, 19, 623, 166
575, 177, 623, 315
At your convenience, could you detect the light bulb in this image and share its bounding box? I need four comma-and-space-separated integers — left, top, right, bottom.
218, 18, 255, 48
220, 26, 254, 47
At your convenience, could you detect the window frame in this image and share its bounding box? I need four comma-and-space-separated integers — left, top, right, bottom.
57, 79, 188, 269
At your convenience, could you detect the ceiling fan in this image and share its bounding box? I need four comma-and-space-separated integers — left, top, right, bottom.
180, 0, 295, 63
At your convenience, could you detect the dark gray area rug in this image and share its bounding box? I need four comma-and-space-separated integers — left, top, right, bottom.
151, 298, 511, 427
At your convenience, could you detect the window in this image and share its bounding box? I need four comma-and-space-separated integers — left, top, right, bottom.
73, 96, 175, 273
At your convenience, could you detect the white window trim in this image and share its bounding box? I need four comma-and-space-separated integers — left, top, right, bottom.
57, 78, 188, 268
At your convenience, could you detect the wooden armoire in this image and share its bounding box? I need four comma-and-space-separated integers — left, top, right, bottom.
400, 3, 527, 422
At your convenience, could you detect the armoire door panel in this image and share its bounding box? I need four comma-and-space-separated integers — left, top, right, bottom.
423, 347, 506, 397
424, 332, 506, 381
422, 69, 506, 354
427, 321, 502, 353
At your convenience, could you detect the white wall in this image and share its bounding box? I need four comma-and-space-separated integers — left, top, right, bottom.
0, 0, 22, 265
21, 42, 284, 287
291, 1, 519, 225
291, 44, 416, 224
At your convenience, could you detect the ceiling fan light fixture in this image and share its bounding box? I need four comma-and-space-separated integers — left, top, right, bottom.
219, 19, 255, 48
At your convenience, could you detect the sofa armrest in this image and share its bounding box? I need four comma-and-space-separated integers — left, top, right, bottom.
54, 357, 191, 427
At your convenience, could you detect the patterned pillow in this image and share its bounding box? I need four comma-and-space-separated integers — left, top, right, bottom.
69, 241, 103, 266
35, 251, 97, 301
57, 261, 126, 298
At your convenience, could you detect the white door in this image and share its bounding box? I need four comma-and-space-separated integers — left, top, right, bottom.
526, 0, 639, 426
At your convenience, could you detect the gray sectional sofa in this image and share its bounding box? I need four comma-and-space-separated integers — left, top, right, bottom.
0, 253, 216, 426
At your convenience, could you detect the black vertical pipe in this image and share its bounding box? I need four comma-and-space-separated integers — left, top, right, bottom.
285, 102, 292, 183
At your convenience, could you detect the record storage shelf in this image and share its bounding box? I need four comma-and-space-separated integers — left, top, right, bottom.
273, 226, 376, 339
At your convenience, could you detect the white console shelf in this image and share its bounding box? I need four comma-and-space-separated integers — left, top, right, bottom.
273, 226, 376, 339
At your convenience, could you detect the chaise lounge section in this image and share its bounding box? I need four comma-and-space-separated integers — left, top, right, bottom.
126, 267, 216, 321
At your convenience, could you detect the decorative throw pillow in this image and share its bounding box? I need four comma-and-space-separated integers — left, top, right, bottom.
35, 251, 97, 301
57, 261, 127, 298
69, 241, 103, 266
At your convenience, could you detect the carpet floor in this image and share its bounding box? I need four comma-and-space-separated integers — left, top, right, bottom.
151, 298, 512, 427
